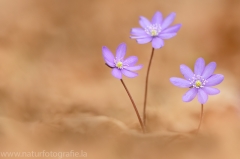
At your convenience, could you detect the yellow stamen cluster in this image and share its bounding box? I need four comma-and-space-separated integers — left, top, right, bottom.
150, 30, 158, 36
195, 80, 202, 87
116, 62, 123, 69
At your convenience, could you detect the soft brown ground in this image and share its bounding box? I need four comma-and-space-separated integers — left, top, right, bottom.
0, 0, 240, 159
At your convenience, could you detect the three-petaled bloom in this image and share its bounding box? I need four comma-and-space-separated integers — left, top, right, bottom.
170, 57, 224, 104
130, 11, 182, 49
102, 43, 143, 79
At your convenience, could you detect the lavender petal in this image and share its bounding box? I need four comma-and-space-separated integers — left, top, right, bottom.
180, 64, 194, 80
205, 74, 224, 86
158, 33, 177, 39
162, 24, 182, 34
152, 37, 164, 49
116, 43, 126, 59
151, 11, 163, 24
130, 35, 151, 39
121, 69, 138, 78
102, 46, 115, 67
170, 77, 191, 88
202, 62, 216, 79
111, 68, 122, 79
139, 16, 151, 28
125, 65, 143, 71
194, 57, 205, 75
124, 56, 138, 66
202, 87, 220, 95
161, 12, 176, 30
198, 89, 208, 104
136, 37, 152, 44
130, 28, 147, 35
182, 88, 198, 102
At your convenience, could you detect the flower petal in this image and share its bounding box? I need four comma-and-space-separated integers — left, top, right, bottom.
130, 35, 150, 39
158, 33, 177, 39
180, 64, 194, 80
111, 68, 122, 79
102, 46, 115, 67
130, 28, 147, 35
125, 65, 143, 71
198, 89, 208, 104
124, 56, 138, 66
121, 69, 138, 78
162, 24, 182, 34
170, 77, 191, 88
205, 74, 224, 86
182, 88, 198, 102
151, 11, 163, 24
139, 16, 151, 28
116, 43, 127, 59
152, 37, 164, 49
194, 57, 205, 75
161, 12, 176, 30
136, 37, 152, 44
202, 62, 216, 79
202, 87, 220, 95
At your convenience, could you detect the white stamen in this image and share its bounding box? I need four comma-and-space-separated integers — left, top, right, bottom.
144, 24, 162, 36
189, 74, 208, 88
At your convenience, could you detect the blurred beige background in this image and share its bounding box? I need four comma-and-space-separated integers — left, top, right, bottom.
0, 0, 240, 159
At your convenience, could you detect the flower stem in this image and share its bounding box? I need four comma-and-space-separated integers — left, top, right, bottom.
143, 47, 155, 126
197, 104, 204, 133
120, 79, 145, 133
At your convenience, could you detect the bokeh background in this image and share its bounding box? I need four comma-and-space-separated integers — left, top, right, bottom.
0, 0, 240, 159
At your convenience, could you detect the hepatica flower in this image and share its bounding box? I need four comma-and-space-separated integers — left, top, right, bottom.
102, 43, 145, 132
130, 11, 181, 49
170, 58, 224, 104
102, 43, 143, 79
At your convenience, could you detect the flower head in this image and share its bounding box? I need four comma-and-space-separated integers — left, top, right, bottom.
170, 57, 224, 104
102, 43, 143, 79
130, 11, 182, 49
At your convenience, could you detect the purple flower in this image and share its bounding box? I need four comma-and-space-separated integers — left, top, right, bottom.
130, 11, 182, 49
102, 43, 143, 79
170, 57, 224, 104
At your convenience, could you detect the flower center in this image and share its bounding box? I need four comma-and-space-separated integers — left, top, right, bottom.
189, 75, 208, 88
150, 30, 158, 36
145, 24, 161, 36
195, 80, 202, 87
116, 61, 123, 69
114, 58, 128, 69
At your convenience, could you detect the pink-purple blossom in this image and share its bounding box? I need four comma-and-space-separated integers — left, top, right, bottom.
130, 11, 182, 49
170, 57, 224, 104
102, 43, 143, 79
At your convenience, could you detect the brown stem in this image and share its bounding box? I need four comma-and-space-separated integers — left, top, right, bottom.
143, 48, 155, 126
197, 104, 204, 133
120, 79, 145, 133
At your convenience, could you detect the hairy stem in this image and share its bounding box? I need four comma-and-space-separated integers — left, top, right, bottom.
120, 79, 145, 133
143, 48, 155, 126
197, 104, 204, 133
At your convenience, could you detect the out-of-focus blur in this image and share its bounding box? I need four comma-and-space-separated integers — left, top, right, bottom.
0, 0, 240, 159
